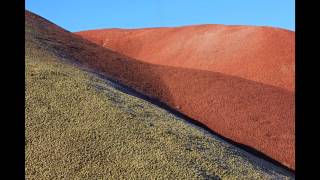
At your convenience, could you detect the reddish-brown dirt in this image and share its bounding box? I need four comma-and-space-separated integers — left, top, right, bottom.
26, 11, 295, 170
76, 25, 295, 91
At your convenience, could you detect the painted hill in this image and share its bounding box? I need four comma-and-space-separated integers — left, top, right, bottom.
76, 25, 295, 91
26, 9, 295, 173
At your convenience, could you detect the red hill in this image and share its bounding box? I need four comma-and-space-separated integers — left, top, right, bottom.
76, 25, 295, 91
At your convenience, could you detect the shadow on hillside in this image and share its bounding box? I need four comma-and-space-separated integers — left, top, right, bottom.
87, 67, 295, 177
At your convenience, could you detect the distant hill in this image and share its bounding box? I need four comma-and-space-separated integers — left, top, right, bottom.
76, 25, 294, 91
26, 9, 295, 174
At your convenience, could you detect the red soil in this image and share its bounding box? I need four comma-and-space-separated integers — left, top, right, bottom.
27, 11, 295, 170
76, 25, 295, 91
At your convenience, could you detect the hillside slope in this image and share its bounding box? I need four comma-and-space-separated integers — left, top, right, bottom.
26, 11, 295, 170
76, 25, 295, 91
25, 11, 294, 179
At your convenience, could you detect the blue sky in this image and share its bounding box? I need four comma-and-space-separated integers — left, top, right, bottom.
26, 0, 295, 32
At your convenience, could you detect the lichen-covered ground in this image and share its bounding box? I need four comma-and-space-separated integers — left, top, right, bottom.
25, 10, 294, 179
